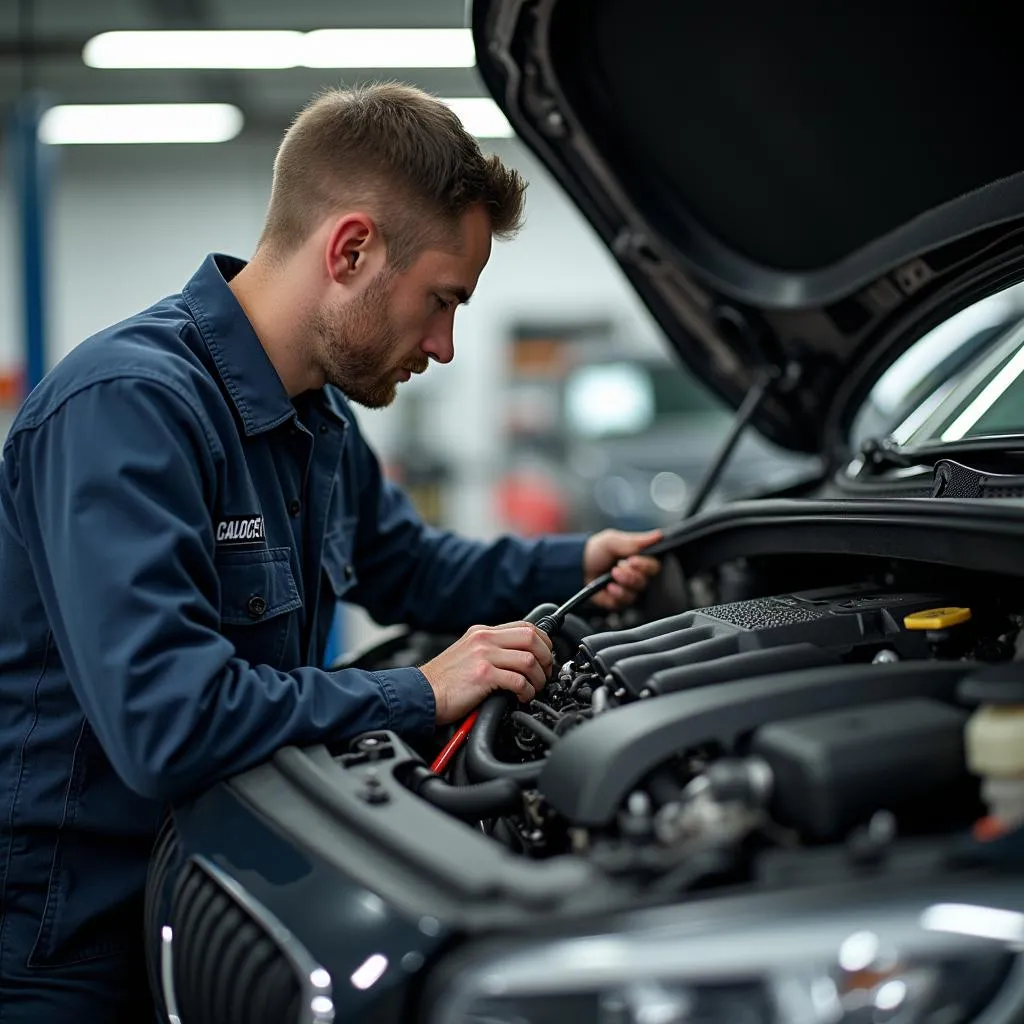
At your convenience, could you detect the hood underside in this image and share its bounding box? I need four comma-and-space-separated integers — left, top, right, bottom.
472, 0, 1024, 452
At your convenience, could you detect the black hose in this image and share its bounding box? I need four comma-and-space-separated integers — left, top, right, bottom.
409, 769, 523, 820
560, 612, 594, 647
529, 699, 562, 721
568, 672, 598, 697
554, 712, 587, 736
511, 710, 560, 747
452, 743, 470, 787
465, 692, 545, 785
544, 576, 614, 628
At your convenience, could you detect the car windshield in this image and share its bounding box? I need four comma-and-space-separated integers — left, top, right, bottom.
849, 281, 1024, 452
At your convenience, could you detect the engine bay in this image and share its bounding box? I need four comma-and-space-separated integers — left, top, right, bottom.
154, 502, 1024, 1024
358, 553, 1024, 900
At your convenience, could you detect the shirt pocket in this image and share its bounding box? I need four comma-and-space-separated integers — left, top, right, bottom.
215, 546, 302, 668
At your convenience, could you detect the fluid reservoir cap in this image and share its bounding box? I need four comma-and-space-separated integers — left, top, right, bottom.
903, 606, 972, 630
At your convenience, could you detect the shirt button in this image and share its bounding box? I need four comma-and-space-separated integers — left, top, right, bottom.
318, 423, 329, 434
288, 498, 302, 516
247, 594, 267, 619
344, 564, 354, 580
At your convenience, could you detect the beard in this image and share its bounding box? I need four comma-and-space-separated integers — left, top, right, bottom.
310, 269, 427, 409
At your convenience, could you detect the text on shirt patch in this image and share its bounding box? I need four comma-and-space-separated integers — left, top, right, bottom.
215, 515, 266, 546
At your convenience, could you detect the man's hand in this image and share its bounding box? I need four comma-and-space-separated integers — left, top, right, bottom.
420, 621, 554, 724
583, 528, 663, 611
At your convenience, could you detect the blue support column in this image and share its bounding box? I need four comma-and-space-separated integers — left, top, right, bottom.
9, 95, 53, 395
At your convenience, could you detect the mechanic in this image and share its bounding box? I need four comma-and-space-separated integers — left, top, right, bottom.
0, 83, 661, 1022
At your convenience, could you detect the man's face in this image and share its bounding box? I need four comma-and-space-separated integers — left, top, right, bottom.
313, 204, 492, 408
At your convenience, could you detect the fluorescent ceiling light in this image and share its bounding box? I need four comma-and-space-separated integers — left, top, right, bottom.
84, 30, 304, 69
303, 29, 475, 68
38, 104, 244, 145
442, 98, 514, 138
83, 28, 475, 70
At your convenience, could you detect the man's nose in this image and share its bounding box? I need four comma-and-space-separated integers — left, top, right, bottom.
421, 331, 455, 365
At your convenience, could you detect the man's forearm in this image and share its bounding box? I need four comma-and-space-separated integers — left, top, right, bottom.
352, 523, 588, 634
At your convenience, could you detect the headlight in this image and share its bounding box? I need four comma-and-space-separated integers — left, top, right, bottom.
424, 882, 1024, 1024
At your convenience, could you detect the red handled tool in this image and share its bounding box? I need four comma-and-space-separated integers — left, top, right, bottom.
430, 710, 479, 774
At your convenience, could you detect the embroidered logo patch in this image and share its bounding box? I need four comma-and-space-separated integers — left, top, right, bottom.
215, 515, 266, 547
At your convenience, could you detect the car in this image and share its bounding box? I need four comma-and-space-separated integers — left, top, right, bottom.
560, 354, 819, 532
144, 3, 1024, 1022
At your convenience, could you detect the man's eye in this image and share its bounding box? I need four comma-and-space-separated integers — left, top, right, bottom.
434, 295, 453, 312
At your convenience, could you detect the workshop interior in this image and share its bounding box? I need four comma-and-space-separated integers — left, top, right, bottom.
7, 1, 1024, 1023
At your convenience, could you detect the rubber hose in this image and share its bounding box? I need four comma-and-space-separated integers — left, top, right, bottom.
414, 774, 523, 820
465, 691, 545, 785
560, 612, 594, 647
525, 602, 560, 627
452, 743, 470, 787
511, 710, 560, 747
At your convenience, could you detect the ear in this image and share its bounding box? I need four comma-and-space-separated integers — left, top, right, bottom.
324, 213, 380, 285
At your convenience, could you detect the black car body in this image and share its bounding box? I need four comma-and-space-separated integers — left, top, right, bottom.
146, 4, 1024, 1022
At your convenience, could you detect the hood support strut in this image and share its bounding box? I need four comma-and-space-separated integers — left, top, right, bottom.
685, 369, 780, 519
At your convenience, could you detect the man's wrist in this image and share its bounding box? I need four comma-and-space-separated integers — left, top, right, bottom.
417, 662, 445, 723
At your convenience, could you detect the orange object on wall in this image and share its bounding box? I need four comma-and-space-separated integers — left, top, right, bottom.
496, 472, 568, 536
0, 372, 24, 408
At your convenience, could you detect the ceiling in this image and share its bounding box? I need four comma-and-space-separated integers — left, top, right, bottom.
0, 0, 486, 137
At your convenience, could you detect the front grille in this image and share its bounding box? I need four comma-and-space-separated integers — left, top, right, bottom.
169, 859, 302, 1024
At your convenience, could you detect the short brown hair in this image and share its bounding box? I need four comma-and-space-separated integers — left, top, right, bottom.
258, 82, 527, 267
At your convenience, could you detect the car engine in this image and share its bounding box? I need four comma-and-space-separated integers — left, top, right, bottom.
379, 562, 1024, 896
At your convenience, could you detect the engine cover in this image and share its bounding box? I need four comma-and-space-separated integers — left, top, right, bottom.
578, 586, 955, 696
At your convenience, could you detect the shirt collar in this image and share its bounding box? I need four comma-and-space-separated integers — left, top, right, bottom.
182, 253, 308, 436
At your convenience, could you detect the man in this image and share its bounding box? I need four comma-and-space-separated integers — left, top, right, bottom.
0, 83, 661, 1021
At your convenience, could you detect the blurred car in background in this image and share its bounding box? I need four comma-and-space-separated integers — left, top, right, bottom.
561, 355, 819, 531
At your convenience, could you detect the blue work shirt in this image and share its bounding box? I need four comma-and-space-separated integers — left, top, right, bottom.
0, 253, 586, 1021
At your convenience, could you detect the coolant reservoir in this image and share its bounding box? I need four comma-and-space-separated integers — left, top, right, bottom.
966, 705, 1024, 778
960, 662, 1024, 832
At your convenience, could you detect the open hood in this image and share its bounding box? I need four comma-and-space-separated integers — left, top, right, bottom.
471, 0, 1024, 453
